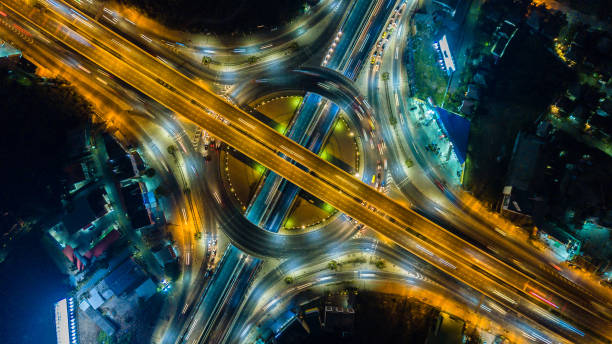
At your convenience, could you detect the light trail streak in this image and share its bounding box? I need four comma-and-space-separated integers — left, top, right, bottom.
238, 118, 255, 129
213, 192, 222, 204
492, 290, 517, 304
529, 291, 559, 309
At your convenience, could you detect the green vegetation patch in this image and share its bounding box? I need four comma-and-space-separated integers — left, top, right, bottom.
412, 20, 448, 104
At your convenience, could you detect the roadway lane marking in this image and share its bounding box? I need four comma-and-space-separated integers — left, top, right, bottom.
238, 118, 255, 129
279, 145, 304, 160
213, 192, 221, 204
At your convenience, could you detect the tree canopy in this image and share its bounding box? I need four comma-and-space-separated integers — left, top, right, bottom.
0, 65, 93, 231
116, 0, 316, 34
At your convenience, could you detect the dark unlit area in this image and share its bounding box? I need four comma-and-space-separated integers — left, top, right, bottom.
115, 0, 318, 33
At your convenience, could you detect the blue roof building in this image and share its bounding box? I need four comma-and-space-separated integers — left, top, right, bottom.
103, 258, 146, 296
435, 107, 470, 164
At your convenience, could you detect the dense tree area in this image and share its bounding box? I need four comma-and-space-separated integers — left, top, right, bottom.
485, 31, 571, 112
0, 64, 93, 231
352, 292, 437, 343
538, 132, 612, 227
114, 0, 316, 34
304, 292, 438, 343
567, 0, 612, 22
464, 30, 574, 202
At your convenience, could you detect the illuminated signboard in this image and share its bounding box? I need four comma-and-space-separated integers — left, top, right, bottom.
55, 298, 78, 344
433, 35, 455, 75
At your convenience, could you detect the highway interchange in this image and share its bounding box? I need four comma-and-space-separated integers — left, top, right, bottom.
1, 0, 612, 343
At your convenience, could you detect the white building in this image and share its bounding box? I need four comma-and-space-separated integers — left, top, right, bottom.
55, 297, 78, 344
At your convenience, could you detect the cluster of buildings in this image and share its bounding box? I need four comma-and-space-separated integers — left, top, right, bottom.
46, 131, 161, 276
257, 291, 358, 343
456, 16, 520, 116
500, 121, 612, 268
407, 0, 520, 116
467, 0, 612, 144
428, 0, 612, 279
257, 290, 475, 344
76, 257, 158, 337
456, 3, 522, 116
430, 0, 572, 118
45, 127, 176, 341
498, 2, 612, 273
550, 23, 612, 147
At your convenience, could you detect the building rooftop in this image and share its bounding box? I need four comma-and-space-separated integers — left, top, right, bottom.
435, 107, 470, 164
465, 84, 481, 100
103, 133, 134, 179
65, 126, 90, 160
153, 244, 177, 266
54, 298, 77, 344
80, 300, 117, 336
275, 316, 308, 344
83, 229, 121, 259
427, 312, 465, 344
61, 185, 108, 235
134, 278, 157, 300
62, 162, 86, 186
103, 258, 146, 296
62, 245, 86, 271
62, 199, 97, 234
459, 99, 475, 116
120, 182, 152, 230
303, 307, 322, 336
323, 305, 355, 336
506, 132, 545, 191
87, 287, 105, 310
502, 186, 544, 217
87, 187, 108, 217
